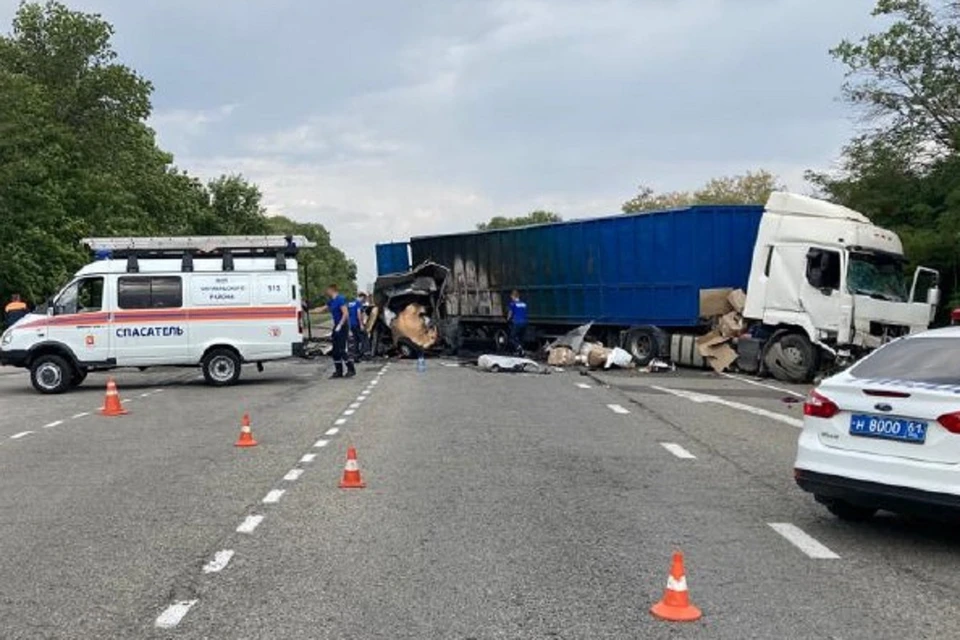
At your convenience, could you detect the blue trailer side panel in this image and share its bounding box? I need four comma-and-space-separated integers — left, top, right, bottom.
375, 242, 411, 276
408, 205, 764, 327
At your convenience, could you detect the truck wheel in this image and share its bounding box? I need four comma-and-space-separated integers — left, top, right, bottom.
202, 348, 242, 386
623, 327, 662, 366
30, 355, 74, 394
764, 333, 818, 383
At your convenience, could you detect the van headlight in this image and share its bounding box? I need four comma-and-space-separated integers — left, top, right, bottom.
1, 330, 12, 347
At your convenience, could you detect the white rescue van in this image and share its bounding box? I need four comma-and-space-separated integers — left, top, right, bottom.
0, 236, 315, 393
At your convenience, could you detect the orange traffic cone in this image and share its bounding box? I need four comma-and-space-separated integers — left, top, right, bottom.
234, 413, 258, 447
650, 551, 702, 622
99, 377, 128, 416
338, 446, 366, 488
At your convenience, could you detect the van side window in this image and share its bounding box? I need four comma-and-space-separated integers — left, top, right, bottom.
118, 276, 183, 309
805, 248, 841, 291
55, 277, 104, 315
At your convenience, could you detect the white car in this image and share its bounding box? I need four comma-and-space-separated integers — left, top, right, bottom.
795, 327, 960, 521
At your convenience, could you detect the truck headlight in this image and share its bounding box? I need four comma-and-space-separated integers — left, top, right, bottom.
1, 331, 11, 347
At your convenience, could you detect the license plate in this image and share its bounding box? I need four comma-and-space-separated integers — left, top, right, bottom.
849, 414, 927, 444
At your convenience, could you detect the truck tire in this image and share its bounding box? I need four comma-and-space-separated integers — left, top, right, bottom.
764, 333, 818, 383
202, 348, 242, 386
30, 354, 74, 394
623, 326, 665, 366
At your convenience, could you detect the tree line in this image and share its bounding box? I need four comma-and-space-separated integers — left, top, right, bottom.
0, 1, 356, 307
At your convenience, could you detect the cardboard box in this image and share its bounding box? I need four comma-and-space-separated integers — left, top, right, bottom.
703, 342, 738, 373
727, 289, 747, 314
699, 288, 734, 318
548, 346, 577, 367
587, 347, 612, 369
718, 311, 745, 338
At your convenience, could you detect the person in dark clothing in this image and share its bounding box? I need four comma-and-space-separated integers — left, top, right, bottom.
347, 293, 369, 361
4, 294, 28, 328
326, 284, 356, 379
506, 289, 528, 356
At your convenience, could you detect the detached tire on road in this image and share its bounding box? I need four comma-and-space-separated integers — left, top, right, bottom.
30, 354, 74, 394
764, 332, 818, 383
202, 348, 242, 387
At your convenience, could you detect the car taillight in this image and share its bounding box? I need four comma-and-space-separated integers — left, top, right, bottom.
804, 390, 840, 419
937, 412, 960, 434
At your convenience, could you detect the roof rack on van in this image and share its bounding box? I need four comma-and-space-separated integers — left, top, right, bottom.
80, 236, 317, 273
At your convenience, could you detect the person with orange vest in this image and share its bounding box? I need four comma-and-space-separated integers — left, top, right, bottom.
4, 294, 28, 327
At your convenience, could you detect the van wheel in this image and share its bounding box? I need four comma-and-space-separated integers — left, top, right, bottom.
825, 499, 877, 522
202, 348, 242, 386
30, 355, 74, 394
765, 333, 818, 383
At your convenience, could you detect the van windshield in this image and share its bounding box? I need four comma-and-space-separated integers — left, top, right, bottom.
847, 251, 908, 302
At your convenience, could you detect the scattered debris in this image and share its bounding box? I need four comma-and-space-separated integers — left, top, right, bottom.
699, 288, 734, 318
642, 358, 675, 373
547, 345, 577, 367
544, 322, 594, 354
477, 354, 549, 374
604, 347, 635, 370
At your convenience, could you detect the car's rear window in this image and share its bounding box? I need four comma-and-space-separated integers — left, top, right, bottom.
850, 337, 960, 384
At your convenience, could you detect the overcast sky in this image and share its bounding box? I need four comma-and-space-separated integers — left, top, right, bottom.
1, 0, 879, 286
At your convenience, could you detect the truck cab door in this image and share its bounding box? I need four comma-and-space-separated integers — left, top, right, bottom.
48, 276, 112, 365
800, 247, 843, 335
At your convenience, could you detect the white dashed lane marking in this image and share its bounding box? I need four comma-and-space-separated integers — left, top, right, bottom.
202, 550, 234, 574
334, 418, 347, 426
314, 439, 329, 448
43, 420, 63, 429
300, 453, 316, 463
660, 442, 697, 459
10, 431, 34, 440
607, 404, 630, 415
155, 600, 198, 629
769, 523, 840, 559
343, 409, 355, 416
284, 469, 304, 482
236, 515, 264, 534
349, 402, 361, 409
576, 383, 592, 389
652, 385, 803, 428
325, 427, 340, 435
262, 489, 285, 504
72, 412, 90, 419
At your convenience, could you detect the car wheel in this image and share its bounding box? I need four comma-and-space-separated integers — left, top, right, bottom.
764, 333, 818, 383
202, 348, 242, 387
825, 499, 877, 522
30, 355, 74, 394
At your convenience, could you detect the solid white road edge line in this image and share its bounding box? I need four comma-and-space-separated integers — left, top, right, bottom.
768, 523, 840, 559
10, 431, 34, 439
607, 404, 630, 414
43, 420, 63, 429
652, 385, 804, 428
661, 442, 697, 459
262, 489, 285, 504
202, 550, 235, 574
300, 453, 317, 463
721, 372, 806, 399
284, 469, 304, 481
314, 439, 329, 448
576, 383, 592, 389
155, 600, 199, 629
236, 515, 264, 534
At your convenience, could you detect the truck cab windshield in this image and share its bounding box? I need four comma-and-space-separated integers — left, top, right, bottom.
847, 251, 908, 302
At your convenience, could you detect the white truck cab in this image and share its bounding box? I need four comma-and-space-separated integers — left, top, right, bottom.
741, 193, 939, 381
0, 236, 315, 393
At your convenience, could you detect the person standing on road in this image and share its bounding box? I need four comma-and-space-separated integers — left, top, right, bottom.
506, 289, 528, 356
347, 293, 369, 361
326, 284, 356, 379
4, 294, 28, 328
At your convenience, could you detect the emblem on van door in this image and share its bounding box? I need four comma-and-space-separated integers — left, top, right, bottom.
874, 403, 893, 413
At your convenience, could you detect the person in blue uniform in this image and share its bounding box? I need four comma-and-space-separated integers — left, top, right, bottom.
326, 284, 356, 379
506, 289, 528, 356
347, 293, 369, 361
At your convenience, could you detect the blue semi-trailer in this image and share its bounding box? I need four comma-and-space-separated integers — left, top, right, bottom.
376, 193, 938, 382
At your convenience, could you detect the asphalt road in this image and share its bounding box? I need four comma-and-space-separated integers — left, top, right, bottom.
1, 358, 959, 639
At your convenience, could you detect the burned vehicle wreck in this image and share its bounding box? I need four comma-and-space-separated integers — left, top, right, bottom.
370, 262, 457, 357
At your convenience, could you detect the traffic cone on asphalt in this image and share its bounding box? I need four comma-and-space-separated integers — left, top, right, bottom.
650, 551, 702, 622
99, 377, 128, 416
338, 447, 366, 489
234, 413, 258, 447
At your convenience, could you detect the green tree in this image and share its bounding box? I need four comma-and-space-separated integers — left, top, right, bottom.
621, 170, 782, 213
266, 215, 358, 305
476, 210, 562, 230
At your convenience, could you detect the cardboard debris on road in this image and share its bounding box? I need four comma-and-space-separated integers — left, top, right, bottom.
718, 311, 745, 338
697, 331, 738, 373
547, 346, 577, 367
587, 346, 612, 369
727, 289, 747, 314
